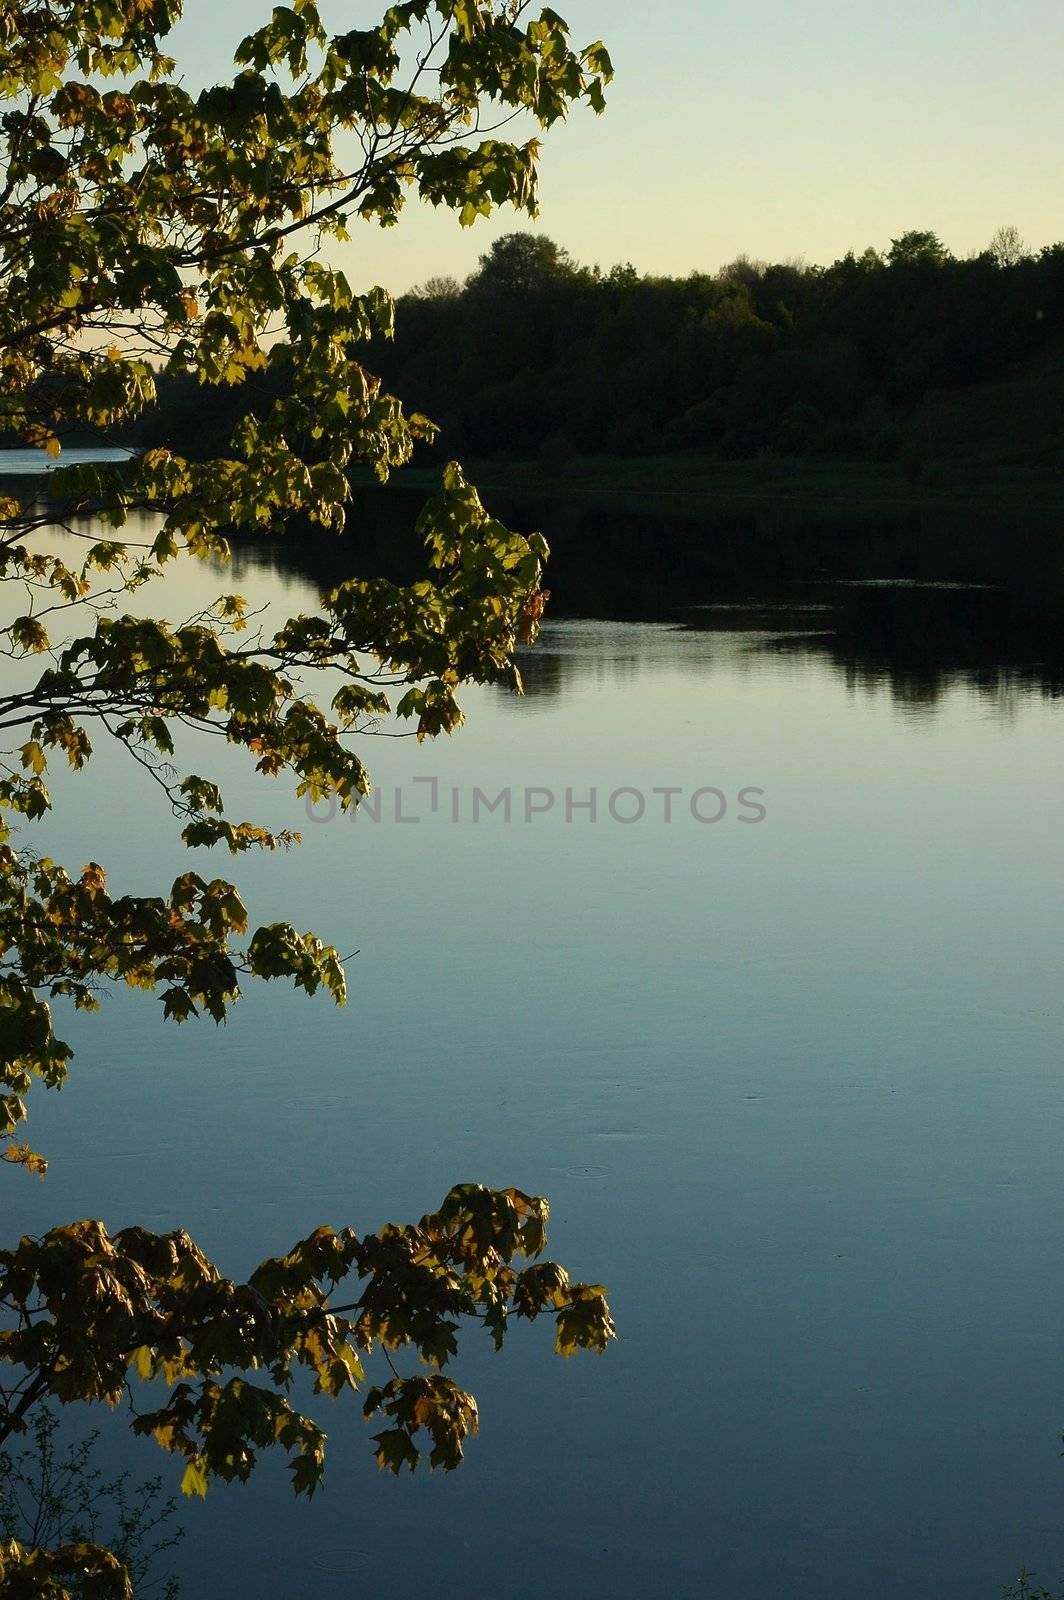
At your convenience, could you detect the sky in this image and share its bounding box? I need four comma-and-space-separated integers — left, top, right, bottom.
168, 0, 1064, 292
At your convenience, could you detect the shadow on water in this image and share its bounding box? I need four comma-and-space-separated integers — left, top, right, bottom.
223, 486, 1064, 712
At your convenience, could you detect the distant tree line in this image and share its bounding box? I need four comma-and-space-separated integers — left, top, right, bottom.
135, 226, 1064, 478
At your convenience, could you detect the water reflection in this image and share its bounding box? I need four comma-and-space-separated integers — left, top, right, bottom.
16, 493, 1064, 715
507, 590, 1064, 716
698, 582, 1064, 711
19, 462, 1064, 714
222, 490, 1064, 714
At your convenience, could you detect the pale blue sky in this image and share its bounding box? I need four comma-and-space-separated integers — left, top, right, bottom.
169, 0, 1064, 290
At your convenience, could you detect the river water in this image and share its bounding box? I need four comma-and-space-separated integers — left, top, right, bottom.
4, 470, 1064, 1599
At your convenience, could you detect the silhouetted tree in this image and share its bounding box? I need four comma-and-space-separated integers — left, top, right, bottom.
468, 232, 576, 295
888, 229, 951, 267
988, 224, 1030, 268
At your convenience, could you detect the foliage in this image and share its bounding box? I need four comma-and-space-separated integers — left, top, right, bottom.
468, 230, 575, 294
0, 1191, 614, 1487
0, 1537, 131, 1600
886, 229, 951, 268
0, 0, 616, 1590
0, 1409, 182, 1599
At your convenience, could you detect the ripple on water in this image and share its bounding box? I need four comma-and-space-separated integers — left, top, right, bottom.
310, 1547, 372, 1577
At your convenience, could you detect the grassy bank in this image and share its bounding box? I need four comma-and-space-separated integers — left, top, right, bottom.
380, 452, 1064, 515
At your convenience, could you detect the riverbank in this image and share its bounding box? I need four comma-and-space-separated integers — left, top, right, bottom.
383, 453, 1064, 516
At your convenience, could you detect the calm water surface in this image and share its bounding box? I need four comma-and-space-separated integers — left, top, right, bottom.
7, 487, 1064, 1599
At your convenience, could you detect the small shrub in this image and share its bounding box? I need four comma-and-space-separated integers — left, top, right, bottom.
1002, 1569, 1061, 1600
0, 1409, 183, 1598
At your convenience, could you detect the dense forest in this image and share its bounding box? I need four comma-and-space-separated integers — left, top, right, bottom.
137, 227, 1064, 486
